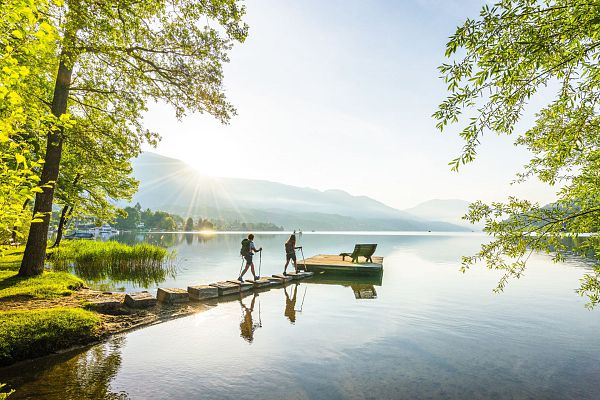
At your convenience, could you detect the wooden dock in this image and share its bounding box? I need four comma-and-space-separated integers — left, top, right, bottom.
299, 254, 383, 275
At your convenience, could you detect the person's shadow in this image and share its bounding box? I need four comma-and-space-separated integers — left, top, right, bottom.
239, 292, 261, 343
284, 284, 298, 324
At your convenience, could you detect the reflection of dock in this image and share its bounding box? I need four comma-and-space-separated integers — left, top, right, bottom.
300, 254, 383, 275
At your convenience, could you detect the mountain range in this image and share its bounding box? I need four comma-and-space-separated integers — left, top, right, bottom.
126, 152, 473, 231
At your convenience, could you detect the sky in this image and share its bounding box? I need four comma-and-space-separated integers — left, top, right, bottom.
142, 0, 558, 210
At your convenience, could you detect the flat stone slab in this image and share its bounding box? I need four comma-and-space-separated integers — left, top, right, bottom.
85, 298, 122, 313
210, 281, 244, 296
188, 285, 219, 300
157, 288, 189, 304
286, 271, 314, 279
226, 280, 253, 292
272, 274, 293, 282
244, 277, 273, 288
124, 292, 156, 308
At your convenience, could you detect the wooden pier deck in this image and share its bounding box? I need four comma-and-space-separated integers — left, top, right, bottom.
300, 254, 383, 275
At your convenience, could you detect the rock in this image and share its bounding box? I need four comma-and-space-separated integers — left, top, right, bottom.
286, 271, 314, 279
226, 280, 253, 292
210, 281, 242, 296
85, 298, 122, 313
187, 285, 219, 300
124, 292, 157, 308
244, 277, 273, 288
157, 288, 189, 304
272, 274, 293, 282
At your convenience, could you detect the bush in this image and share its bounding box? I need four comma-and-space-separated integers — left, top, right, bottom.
0, 308, 100, 366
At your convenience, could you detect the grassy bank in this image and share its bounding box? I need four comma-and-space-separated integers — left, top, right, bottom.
0, 308, 99, 366
0, 270, 84, 300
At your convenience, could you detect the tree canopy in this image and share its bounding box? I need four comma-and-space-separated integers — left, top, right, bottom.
435, 0, 600, 307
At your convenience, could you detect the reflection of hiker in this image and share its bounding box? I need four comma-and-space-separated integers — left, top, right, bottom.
239, 292, 260, 343
238, 234, 262, 281
283, 234, 302, 275
284, 284, 298, 324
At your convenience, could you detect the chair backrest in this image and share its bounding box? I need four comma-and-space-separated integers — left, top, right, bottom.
352, 244, 377, 257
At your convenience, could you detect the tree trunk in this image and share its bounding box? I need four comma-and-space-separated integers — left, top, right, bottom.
11, 199, 30, 243
52, 205, 73, 248
19, 60, 73, 276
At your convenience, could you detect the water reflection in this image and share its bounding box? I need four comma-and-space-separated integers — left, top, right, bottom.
239, 292, 261, 343
351, 284, 377, 299
284, 284, 298, 323
2, 338, 128, 400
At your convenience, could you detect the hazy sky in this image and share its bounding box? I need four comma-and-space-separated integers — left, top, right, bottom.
142, 0, 558, 210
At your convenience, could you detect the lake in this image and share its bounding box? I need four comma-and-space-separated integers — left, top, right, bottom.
2, 232, 599, 399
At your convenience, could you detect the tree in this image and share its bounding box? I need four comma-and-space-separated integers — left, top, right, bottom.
184, 217, 194, 231
19, 0, 248, 276
434, 0, 600, 307
51, 114, 139, 247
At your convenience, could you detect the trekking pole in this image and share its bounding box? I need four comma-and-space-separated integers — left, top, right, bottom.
300, 247, 306, 271
258, 249, 262, 278
238, 256, 244, 278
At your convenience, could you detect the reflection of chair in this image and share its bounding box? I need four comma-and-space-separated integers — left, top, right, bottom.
351, 285, 377, 299
340, 244, 377, 263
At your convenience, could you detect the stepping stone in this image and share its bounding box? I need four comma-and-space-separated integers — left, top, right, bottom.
84, 298, 122, 313
244, 277, 273, 288
226, 280, 253, 292
124, 292, 157, 308
157, 288, 189, 304
188, 285, 219, 300
210, 281, 243, 296
272, 274, 293, 282
288, 271, 314, 279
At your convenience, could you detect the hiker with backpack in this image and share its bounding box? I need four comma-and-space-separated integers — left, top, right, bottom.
283, 234, 302, 275
238, 233, 262, 281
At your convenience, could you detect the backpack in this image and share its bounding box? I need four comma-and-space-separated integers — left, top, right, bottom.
240, 238, 251, 256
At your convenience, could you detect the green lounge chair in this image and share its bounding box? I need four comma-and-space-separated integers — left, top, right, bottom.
340, 244, 377, 263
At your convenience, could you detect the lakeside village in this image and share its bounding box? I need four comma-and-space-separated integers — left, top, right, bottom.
53, 203, 284, 240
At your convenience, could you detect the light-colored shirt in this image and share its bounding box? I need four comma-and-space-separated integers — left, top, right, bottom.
249, 241, 257, 253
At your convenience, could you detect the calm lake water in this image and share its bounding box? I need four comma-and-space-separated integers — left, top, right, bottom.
2, 232, 599, 399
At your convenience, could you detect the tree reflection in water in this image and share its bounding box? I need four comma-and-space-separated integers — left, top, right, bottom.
5, 337, 128, 400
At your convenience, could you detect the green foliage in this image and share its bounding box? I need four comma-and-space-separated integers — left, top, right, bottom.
0, 307, 100, 366
0, 270, 84, 300
50, 240, 175, 287
435, 0, 600, 307
0, 0, 60, 245
0, 383, 14, 399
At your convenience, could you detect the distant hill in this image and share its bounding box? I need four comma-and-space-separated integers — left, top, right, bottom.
403, 199, 481, 229
126, 152, 468, 231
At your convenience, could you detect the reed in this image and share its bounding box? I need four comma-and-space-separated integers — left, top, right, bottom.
50, 241, 175, 288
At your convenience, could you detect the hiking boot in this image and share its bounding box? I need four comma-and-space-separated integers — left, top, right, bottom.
254, 275, 260, 280
237, 277, 244, 282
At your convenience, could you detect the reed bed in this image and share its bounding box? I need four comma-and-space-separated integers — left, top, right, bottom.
50, 241, 175, 288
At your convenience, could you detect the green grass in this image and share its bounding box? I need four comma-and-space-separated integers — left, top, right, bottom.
0, 247, 24, 271
0, 308, 100, 366
50, 240, 175, 287
0, 270, 84, 300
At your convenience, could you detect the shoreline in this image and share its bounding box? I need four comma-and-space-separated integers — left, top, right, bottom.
0, 287, 217, 368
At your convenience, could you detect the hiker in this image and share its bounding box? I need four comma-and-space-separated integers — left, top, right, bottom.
283, 234, 302, 274
238, 233, 262, 281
